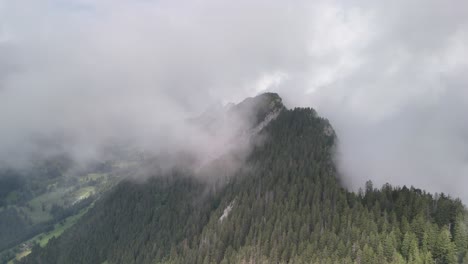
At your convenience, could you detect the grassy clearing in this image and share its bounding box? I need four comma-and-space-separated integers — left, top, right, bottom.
11, 204, 92, 262
37, 207, 88, 247
7, 249, 31, 264
22, 182, 96, 224
72, 186, 95, 202
21, 188, 70, 224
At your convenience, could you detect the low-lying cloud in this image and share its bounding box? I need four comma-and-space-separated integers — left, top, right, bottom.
1, 0, 468, 201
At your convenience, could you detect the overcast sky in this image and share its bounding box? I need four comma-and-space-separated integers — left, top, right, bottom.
1, 0, 468, 201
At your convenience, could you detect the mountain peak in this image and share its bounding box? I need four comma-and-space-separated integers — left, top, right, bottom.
234, 92, 284, 112
229, 92, 285, 128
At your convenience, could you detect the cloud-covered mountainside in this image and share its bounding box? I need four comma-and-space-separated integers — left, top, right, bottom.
21, 93, 468, 264
1, 0, 468, 201
0, 93, 286, 263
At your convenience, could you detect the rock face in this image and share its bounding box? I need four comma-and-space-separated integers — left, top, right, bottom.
219, 200, 235, 222
189, 93, 286, 176
227, 92, 285, 129
191, 92, 285, 136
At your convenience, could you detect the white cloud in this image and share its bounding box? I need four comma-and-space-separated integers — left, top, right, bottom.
0, 0, 468, 201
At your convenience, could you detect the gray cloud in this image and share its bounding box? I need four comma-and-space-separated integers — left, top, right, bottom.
276, 0, 468, 201
0, 0, 468, 201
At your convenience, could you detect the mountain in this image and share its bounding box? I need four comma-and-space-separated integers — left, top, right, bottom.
20, 93, 468, 264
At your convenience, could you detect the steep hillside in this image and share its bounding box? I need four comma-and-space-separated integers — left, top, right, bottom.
0, 152, 140, 263
22, 94, 468, 264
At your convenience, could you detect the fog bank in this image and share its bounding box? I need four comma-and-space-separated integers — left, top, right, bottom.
1, 0, 468, 201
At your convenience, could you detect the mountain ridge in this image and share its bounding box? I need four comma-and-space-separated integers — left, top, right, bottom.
21, 93, 468, 264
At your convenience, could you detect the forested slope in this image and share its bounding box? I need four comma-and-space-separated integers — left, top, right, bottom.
22, 95, 468, 264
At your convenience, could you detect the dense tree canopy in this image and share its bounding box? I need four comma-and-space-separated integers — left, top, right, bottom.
22, 104, 468, 264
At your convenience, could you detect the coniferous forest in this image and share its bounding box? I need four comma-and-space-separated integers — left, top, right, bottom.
21, 95, 468, 264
